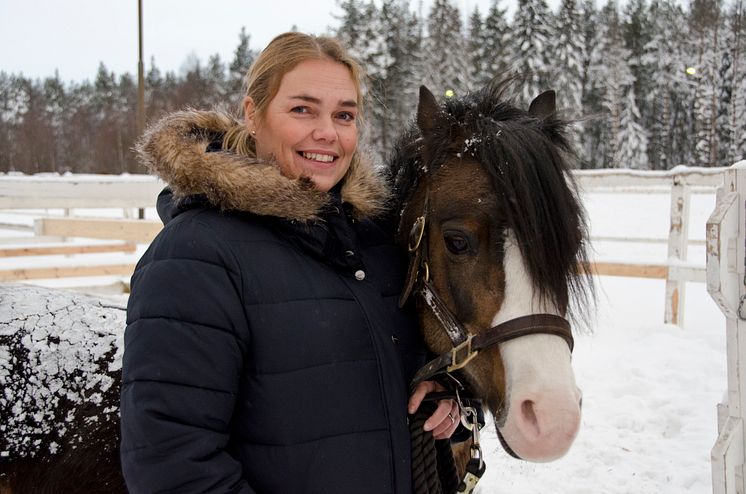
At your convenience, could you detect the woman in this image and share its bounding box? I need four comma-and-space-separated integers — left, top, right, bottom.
120, 32, 459, 493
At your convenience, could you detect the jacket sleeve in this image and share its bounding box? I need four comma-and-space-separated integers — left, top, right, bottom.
120, 215, 254, 494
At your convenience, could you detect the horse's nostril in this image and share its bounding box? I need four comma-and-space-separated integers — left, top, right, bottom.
521, 400, 539, 429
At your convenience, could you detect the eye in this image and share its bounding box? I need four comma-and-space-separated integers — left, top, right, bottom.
336, 111, 356, 122
290, 106, 310, 114
443, 230, 471, 255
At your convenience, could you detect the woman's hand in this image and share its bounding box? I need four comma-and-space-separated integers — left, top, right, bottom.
408, 380, 461, 440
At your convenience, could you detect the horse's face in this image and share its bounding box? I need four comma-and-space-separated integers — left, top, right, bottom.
397, 85, 589, 462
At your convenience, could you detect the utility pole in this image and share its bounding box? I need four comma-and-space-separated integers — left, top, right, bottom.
137, 0, 145, 137
137, 0, 146, 216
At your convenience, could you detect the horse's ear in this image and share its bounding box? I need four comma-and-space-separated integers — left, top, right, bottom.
417, 85, 440, 134
528, 90, 556, 118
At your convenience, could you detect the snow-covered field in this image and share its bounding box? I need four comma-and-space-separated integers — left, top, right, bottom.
0, 186, 727, 493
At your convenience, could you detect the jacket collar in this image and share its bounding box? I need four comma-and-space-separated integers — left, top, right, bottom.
136, 109, 390, 223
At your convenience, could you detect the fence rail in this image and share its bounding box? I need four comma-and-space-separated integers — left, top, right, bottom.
0, 168, 725, 324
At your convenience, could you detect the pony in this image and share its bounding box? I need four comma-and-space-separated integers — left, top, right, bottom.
389, 82, 593, 492
0, 80, 593, 494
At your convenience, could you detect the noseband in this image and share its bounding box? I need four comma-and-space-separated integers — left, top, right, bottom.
399, 198, 575, 388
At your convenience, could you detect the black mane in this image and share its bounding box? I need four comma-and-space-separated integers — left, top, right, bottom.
386, 82, 593, 319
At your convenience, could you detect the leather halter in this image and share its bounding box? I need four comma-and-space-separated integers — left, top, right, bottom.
399, 194, 575, 388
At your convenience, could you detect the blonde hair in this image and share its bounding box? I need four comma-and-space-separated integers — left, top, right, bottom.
224, 32, 365, 157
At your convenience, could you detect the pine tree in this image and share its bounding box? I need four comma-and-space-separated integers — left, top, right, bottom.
642, 0, 689, 169
467, 7, 486, 88
554, 0, 585, 117
335, 0, 368, 58
622, 0, 653, 124
228, 27, 255, 101
43, 71, 68, 173
717, 25, 734, 165
510, 0, 555, 103
617, 87, 649, 168
690, 0, 723, 166
725, 0, 745, 162
0, 73, 13, 171
205, 53, 227, 109
116, 73, 138, 173
579, 0, 602, 167
590, 0, 646, 167
481, 0, 512, 85
423, 0, 470, 98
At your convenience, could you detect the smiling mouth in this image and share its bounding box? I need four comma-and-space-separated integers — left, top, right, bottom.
299, 151, 336, 163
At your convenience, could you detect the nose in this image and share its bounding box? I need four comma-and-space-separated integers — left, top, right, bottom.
312, 116, 337, 142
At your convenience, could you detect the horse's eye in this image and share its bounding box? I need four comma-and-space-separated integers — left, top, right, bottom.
443, 231, 470, 255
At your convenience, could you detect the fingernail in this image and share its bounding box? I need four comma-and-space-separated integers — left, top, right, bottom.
423, 422, 433, 432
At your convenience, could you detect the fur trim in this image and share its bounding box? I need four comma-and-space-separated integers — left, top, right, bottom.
136, 109, 389, 222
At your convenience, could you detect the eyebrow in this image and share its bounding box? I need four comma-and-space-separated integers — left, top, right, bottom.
289, 94, 358, 108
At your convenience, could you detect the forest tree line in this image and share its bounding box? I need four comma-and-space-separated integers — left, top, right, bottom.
1, 0, 744, 174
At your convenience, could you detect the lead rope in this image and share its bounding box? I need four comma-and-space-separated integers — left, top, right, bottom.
410, 399, 460, 494
410, 390, 486, 494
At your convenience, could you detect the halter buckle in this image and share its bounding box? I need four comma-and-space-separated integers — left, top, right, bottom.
447, 334, 478, 372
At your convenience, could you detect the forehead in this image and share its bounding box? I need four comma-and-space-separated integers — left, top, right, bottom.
430, 159, 498, 216
274, 59, 357, 103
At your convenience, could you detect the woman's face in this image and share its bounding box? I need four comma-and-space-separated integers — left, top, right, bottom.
244, 59, 359, 192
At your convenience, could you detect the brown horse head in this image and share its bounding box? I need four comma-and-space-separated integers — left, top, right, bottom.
388, 82, 594, 461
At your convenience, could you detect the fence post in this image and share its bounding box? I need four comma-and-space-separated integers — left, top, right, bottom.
665, 177, 691, 325
708, 160, 746, 494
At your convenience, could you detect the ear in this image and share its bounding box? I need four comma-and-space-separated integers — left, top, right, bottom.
243, 96, 257, 129
528, 90, 556, 118
417, 85, 440, 135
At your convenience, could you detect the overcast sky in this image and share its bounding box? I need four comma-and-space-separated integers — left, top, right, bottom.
0, 0, 523, 83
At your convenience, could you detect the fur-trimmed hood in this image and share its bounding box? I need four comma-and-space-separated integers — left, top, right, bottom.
136, 109, 389, 222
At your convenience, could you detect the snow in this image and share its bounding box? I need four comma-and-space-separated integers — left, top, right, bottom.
0, 179, 729, 492
0, 285, 125, 458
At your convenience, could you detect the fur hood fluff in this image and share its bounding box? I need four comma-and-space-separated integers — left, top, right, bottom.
136, 109, 390, 222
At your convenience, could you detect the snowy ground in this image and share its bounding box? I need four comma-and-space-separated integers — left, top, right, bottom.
0, 188, 728, 493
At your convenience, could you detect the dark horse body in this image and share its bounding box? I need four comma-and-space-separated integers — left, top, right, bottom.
0, 81, 592, 493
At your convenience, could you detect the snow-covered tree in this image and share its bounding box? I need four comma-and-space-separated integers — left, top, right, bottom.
510, 0, 555, 103
579, 0, 602, 167
479, 0, 512, 86
423, 0, 470, 98
642, 0, 689, 169
622, 0, 654, 123
467, 7, 486, 88
590, 0, 647, 167
228, 27, 256, 99
690, 0, 723, 167
723, 0, 745, 163
554, 0, 586, 117
617, 87, 649, 167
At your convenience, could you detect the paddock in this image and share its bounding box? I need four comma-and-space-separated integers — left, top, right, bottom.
0, 166, 740, 493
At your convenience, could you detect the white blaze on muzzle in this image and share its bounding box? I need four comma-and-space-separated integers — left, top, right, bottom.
492, 232, 582, 462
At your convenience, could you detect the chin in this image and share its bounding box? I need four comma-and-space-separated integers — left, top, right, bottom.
309, 174, 344, 192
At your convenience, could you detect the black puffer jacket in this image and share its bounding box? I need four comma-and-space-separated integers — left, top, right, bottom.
120, 110, 426, 494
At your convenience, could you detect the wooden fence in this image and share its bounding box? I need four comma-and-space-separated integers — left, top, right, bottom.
575, 166, 725, 326
0, 168, 725, 325
0, 175, 163, 285
706, 160, 746, 494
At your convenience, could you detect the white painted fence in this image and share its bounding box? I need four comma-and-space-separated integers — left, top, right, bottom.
577, 166, 725, 326
0, 169, 726, 325
707, 160, 746, 494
